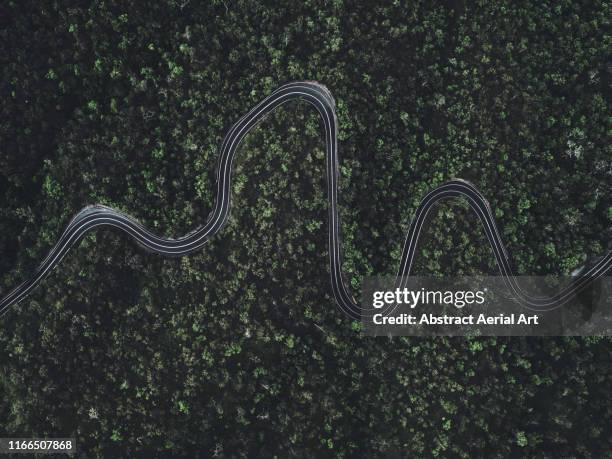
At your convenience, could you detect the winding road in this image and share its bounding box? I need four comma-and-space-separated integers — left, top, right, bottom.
1, 81, 610, 319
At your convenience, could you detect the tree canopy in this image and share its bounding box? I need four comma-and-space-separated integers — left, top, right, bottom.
0, 1, 610, 456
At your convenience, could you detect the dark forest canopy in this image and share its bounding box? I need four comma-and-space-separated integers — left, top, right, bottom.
0, 1, 610, 457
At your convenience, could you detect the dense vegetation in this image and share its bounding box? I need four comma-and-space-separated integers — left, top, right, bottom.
1, 1, 610, 457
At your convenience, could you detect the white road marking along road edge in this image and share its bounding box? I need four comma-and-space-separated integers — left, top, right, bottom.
1, 81, 610, 319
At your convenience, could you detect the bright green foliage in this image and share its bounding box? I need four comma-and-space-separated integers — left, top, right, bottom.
0, 1, 610, 457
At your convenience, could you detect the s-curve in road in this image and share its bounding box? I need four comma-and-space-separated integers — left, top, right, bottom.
1, 81, 611, 319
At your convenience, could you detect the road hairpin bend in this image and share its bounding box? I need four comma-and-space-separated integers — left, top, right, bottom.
1, 81, 611, 319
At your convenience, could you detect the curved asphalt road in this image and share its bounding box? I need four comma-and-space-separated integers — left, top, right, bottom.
1, 81, 610, 320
